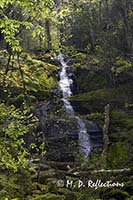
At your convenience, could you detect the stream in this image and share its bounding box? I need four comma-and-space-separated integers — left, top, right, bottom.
57, 52, 91, 158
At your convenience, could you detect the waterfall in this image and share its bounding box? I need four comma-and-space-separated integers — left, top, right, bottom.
57, 52, 91, 158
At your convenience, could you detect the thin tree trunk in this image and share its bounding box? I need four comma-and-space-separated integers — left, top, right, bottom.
88, 0, 95, 52
102, 104, 110, 156
3, 54, 11, 85
121, 0, 132, 59
45, 19, 52, 50
17, 53, 27, 97
98, 1, 102, 26
105, 0, 109, 20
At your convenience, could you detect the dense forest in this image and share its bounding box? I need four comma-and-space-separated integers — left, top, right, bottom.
0, 0, 133, 200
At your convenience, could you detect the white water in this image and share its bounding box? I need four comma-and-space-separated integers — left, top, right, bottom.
58, 52, 91, 157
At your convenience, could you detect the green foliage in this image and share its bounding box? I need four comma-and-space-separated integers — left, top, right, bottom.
0, 168, 32, 200
60, 46, 78, 57
58, 0, 133, 64
101, 188, 130, 200
111, 112, 133, 129
0, 18, 21, 52
78, 194, 96, 200
87, 112, 104, 128
0, 0, 55, 52
72, 53, 86, 60
0, 1, 132, 199
112, 57, 132, 75
0, 103, 38, 172
0, 102, 46, 199
30, 193, 65, 200
109, 111, 133, 144
108, 142, 129, 169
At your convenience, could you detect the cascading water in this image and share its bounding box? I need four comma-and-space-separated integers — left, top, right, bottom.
57, 52, 91, 157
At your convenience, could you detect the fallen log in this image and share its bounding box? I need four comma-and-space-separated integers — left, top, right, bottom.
72, 168, 132, 177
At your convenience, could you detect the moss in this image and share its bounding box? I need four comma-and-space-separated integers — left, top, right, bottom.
0, 52, 58, 104
24, 57, 57, 96
69, 86, 133, 113
26, 54, 57, 73
70, 87, 128, 102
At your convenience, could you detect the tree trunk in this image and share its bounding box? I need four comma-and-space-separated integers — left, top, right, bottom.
98, 1, 102, 25
105, 0, 109, 20
3, 54, 11, 85
121, 0, 133, 59
45, 19, 52, 50
17, 53, 27, 97
102, 104, 110, 156
88, 0, 95, 52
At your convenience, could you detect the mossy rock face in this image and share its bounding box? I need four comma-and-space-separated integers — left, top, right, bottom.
26, 54, 57, 73
24, 56, 58, 100
0, 52, 58, 104
69, 86, 133, 113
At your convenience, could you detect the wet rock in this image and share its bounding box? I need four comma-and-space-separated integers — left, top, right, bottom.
85, 120, 103, 149
44, 115, 79, 162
